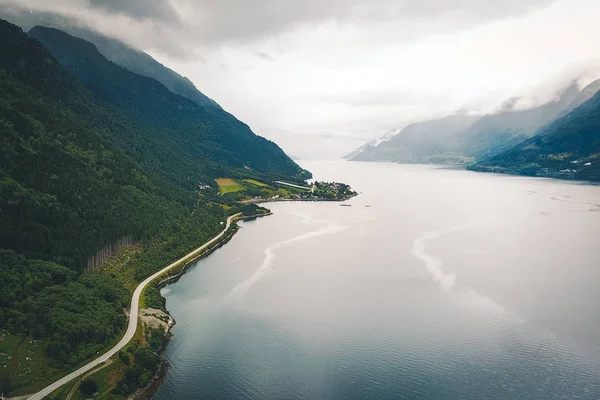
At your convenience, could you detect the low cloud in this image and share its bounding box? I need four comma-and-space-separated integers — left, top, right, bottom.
2, 0, 599, 158
255, 51, 275, 61
88, 0, 180, 22
0, 0, 553, 58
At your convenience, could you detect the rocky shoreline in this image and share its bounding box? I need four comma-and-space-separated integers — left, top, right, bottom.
132, 212, 272, 399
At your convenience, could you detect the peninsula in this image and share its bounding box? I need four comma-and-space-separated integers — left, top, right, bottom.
212, 178, 358, 203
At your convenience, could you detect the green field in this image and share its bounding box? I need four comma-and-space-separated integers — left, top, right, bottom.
244, 179, 269, 187
214, 178, 245, 194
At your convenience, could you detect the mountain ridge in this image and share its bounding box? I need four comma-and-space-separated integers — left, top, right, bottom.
0, 7, 223, 112
0, 19, 308, 396
28, 25, 309, 184
64, 25, 224, 113
351, 78, 600, 165
470, 89, 600, 181
351, 114, 479, 164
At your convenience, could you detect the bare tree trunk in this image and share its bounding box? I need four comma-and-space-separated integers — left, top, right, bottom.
84, 236, 137, 273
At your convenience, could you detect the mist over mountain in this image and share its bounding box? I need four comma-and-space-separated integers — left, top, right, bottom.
0, 18, 313, 395
351, 114, 480, 164
0, 6, 225, 112
28, 26, 307, 181
3, 2, 600, 158
343, 127, 399, 159
2, 1, 600, 399
351, 78, 600, 165
470, 89, 600, 181
454, 78, 600, 158
64, 26, 224, 112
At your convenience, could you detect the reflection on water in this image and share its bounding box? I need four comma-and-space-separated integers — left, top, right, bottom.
155, 161, 600, 400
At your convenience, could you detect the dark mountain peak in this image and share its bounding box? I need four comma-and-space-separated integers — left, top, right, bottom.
2, 6, 222, 112
0, 19, 45, 71
28, 25, 307, 180
0, 20, 84, 101
0, 15, 23, 34
29, 25, 111, 73
63, 25, 223, 112
30, 25, 98, 55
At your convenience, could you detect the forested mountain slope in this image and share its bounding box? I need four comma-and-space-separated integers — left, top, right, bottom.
65, 26, 223, 112
0, 19, 303, 395
28, 26, 308, 185
470, 90, 600, 181
0, 20, 188, 270
0, 6, 221, 111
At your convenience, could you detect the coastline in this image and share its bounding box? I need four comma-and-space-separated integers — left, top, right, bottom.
132, 212, 273, 400
29, 199, 352, 399
131, 196, 356, 398
241, 194, 357, 205
155, 212, 273, 291
134, 194, 356, 398
27, 213, 248, 400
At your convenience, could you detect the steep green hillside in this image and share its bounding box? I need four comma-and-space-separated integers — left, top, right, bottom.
0, 19, 297, 396
0, 20, 193, 270
0, 6, 222, 112
65, 26, 223, 112
28, 26, 309, 184
470, 90, 600, 181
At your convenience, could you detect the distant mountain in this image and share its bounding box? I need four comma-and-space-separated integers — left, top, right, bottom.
351, 114, 480, 164
343, 142, 373, 160
351, 79, 600, 164
454, 79, 600, 158
29, 26, 309, 184
470, 89, 600, 181
343, 128, 399, 159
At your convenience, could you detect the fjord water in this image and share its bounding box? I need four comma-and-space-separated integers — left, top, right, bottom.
155, 161, 600, 400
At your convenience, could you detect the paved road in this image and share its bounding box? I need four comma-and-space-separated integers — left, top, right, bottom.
28, 213, 241, 400
274, 180, 310, 190
65, 360, 113, 400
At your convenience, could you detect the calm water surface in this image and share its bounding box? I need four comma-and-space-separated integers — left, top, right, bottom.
155, 161, 600, 400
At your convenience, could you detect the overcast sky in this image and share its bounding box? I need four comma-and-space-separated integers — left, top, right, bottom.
2, 0, 600, 158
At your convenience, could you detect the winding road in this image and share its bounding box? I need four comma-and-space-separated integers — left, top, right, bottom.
28, 213, 241, 400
